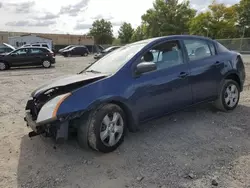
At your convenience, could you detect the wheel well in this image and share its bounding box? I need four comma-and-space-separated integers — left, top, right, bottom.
109, 100, 137, 132
225, 73, 241, 89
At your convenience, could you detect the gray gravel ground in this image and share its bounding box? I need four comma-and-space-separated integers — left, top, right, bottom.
0, 55, 250, 188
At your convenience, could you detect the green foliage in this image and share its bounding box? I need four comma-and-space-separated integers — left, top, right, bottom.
141, 0, 196, 37
236, 0, 250, 37
112, 38, 121, 45
89, 19, 113, 44
89, 0, 250, 44
131, 25, 145, 42
118, 22, 134, 44
189, 2, 238, 38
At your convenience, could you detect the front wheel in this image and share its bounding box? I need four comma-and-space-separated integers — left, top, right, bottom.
77, 104, 126, 153
214, 79, 240, 112
83, 52, 88, 56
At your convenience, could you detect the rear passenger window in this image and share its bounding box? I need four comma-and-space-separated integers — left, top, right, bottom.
184, 39, 212, 61
30, 49, 43, 54
42, 44, 49, 48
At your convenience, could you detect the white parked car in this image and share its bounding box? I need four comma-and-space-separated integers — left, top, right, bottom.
21, 43, 52, 50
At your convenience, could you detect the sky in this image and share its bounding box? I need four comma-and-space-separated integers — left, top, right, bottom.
0, 0, 240, 36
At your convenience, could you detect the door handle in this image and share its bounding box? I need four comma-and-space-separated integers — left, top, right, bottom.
178, 72, 188, 78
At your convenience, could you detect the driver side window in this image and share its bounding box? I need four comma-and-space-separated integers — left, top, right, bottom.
140, 40, 184, 71
13, 48, 29, 55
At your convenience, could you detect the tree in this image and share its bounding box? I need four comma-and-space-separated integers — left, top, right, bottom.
118, 22, 134, 44
112, 38, 121, 45
141, 0, 196, 38
131, 25, 145, 42
189, 12, 212, 37
236, 0, 250, 37
189, 1, 238, 38
89, 19, 114, 44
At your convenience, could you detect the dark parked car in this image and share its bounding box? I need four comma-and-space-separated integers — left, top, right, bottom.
85, 45, 104, 53
62, 46, 89, 57
58, 45, 75, 54
94, 46, 121, 59
0, 47, 55, 70
24, 35, 245, 153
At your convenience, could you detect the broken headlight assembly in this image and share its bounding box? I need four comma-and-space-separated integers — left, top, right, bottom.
36, 93, 71, 123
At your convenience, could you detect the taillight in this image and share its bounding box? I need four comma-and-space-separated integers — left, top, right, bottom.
50, 52, 55, 56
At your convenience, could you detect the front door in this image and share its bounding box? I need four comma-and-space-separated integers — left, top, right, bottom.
182, 39, 223, 103
132, 40, 192, 121
8, 48, 31, 66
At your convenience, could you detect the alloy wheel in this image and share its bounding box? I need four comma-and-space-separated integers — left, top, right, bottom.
43, 60, 51, 68
100, 112, 124, 147
224, 83, 239, 108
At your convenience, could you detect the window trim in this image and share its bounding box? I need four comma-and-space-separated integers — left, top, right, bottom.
182, 38, 216, 63
131, 39, 185, 77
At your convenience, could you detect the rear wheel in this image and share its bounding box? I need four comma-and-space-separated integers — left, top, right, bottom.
42, 60, 51, 68
77, 104, 126, 153
214, 79, 240, 111
0, 62, 8, 70
84, 52, 88, 56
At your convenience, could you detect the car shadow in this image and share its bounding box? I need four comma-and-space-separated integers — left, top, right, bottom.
16, 104, 250, 187
6, 66, 55, 72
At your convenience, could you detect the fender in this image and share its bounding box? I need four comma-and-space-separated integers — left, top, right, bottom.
56, 74, 139, 132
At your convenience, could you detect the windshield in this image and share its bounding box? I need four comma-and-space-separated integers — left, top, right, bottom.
65, 46, 73, 50
103, 46, 117, 53
85, 42, 148, 74
67, 46, 75, 51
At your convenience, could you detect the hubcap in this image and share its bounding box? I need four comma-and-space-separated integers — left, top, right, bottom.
0, 62, 6, 70
43, 61, 50, 68
100, 112, 124, 147
224, 84, 239, 107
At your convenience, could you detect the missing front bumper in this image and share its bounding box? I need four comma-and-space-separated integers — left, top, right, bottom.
24, 112, 69, 142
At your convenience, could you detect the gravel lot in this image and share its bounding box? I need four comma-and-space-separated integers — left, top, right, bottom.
1, 55, 250, 188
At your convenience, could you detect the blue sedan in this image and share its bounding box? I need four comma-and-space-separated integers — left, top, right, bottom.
24, 35, 246, 153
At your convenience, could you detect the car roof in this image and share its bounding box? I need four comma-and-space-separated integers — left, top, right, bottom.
135, 35, 214, 44
18, 46, 49, 49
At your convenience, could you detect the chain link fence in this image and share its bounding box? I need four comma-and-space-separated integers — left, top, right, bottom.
216, 38, 250, 54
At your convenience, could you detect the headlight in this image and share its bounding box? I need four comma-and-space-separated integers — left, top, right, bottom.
36, 93, 71, 123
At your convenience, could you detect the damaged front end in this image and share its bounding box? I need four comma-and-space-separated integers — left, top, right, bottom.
24, 73, 108, 142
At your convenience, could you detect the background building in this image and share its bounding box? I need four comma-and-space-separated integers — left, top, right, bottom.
8, 34, 53, 48
0, 31, 95, 51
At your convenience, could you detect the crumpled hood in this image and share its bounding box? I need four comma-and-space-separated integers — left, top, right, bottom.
31, 72, 108, 98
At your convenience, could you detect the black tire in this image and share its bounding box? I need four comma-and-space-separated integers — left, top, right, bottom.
84, 52, 88, 57
77, 104, 126, 153
214, 79, 240, 112
0, 61, 8, 70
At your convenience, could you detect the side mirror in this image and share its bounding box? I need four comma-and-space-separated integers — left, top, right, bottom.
136, 62, 157, 75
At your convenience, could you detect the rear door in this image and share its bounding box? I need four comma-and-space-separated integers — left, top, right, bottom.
29, 48, 45, 65
182, 39, 223, 103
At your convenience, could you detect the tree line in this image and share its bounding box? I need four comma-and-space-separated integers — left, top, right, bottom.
88, 0, 250, 45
